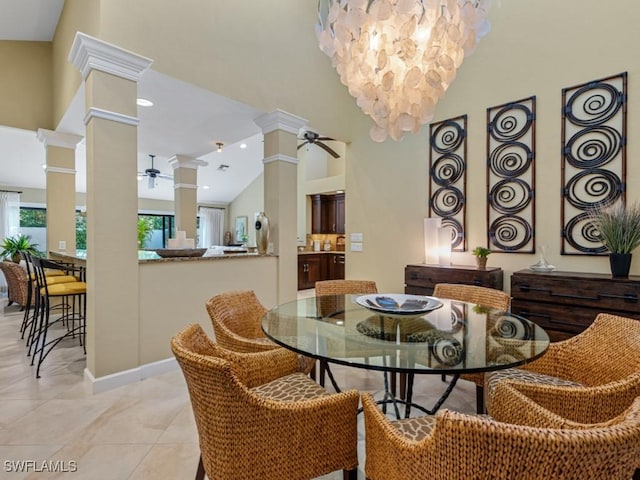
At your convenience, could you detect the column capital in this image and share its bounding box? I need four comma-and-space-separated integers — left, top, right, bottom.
69, 32, 153, 82
254, 109, 307, 135
37, 129, 83, 149
167, 155, 208, 170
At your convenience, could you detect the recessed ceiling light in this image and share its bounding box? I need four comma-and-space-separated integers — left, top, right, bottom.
240, 143, 247, 149
41, 163, 47, 170
136, 98, 154, 107
336, 190, 344, 194
202, 185, 210, 190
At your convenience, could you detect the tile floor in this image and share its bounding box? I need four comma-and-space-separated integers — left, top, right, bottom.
0, 292, 476, 479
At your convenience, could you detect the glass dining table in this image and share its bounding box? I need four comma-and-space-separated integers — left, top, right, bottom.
261, 294, 550, 418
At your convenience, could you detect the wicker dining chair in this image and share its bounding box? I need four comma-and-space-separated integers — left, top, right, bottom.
171, 323, 359, 480
485, 312, 640, 422
362, 384, 640, 480
205, 290, 315, 375
429, 283, 511, 412
0, 260, 30, 309
315, 279, 378, 387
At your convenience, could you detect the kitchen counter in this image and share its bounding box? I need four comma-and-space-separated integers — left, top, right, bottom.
50, 249, 273, 265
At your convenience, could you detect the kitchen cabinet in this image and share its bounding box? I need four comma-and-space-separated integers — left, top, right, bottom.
311, 193, 345, 234
298, 253, 345, 290
328, 253, 345, 280
404, 264, 503, 296
511, 270, 640, 342
298, 254, 327, 290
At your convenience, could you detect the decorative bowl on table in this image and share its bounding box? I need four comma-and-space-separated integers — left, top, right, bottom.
355, 293, 443, 316
154, 248, 207, 258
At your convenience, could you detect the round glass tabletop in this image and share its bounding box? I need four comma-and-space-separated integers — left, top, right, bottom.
261, 294, 550, 375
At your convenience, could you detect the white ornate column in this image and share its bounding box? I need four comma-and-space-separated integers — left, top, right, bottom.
37, 129, 83, 254
168, 155, 207, 239
254, 109, 307, 303
69, 32, 152, 383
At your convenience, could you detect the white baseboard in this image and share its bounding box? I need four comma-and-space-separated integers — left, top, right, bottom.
84, 357, 179, 394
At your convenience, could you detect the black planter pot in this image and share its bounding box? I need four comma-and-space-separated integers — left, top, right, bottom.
609, 253, 632, 277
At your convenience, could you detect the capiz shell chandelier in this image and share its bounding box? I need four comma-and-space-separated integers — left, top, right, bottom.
316, 0, 492, 142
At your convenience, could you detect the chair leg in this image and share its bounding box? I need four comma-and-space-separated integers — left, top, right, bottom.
476, 385, 485, 414
195, 454, 205, 480
319, 359, 327, 387
343, 468, 358, 480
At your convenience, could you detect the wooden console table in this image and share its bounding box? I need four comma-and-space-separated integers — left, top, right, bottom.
511, 270, 640, 342
404, 264, 504, 296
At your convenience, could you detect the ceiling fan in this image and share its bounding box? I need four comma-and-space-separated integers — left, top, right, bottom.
138, 154, 173, 189
297, 130, 340, 158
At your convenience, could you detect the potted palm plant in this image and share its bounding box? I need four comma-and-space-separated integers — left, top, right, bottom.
472, 246, 492, 269
588, 201, 640, 277
1, 234, 40, 263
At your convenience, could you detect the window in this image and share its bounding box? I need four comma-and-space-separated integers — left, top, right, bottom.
19, 207, 47, 251
138, 214, 175, 248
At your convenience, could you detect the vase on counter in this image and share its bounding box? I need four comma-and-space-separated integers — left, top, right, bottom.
255, 212, 270, 255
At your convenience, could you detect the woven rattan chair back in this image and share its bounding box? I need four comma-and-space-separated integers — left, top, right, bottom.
315, 279, 378, 296
432, 283, 511, 311
172, 324, 359, 480
550, 312, 640, 387
432, 283, 511, 412
0, 260, 29, 308
315, 279, 378, 318
205, 290, 271, 353
362, 389, 640, 480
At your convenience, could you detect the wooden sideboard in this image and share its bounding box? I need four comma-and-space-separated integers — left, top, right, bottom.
511, 270, 640, 342
404, 264, 504, 296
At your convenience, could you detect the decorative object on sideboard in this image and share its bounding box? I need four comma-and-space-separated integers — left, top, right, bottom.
472, 246, 491, 269
423, 217, 453, 266
529, 245, 556, 272
588, 201, 640, 278
315, 0, 491, 142
254, 212, 270, 255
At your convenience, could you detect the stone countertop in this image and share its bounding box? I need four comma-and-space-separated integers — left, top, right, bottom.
50, 250, 275, 264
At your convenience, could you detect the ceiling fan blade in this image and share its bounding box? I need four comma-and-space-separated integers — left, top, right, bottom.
296, 140, 310, 150
315, 141, 341, 159
157, 173, 174, 180
316, 136, 336, 141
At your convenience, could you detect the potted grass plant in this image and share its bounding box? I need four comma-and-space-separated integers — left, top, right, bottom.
588, 201, 640, 277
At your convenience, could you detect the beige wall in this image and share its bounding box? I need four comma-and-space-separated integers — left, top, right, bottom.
139, 256, 277, 364
96, 0, 359, 142
345, 0, 640, 292
0, 41, 53, 130
51, 0, 100, 126
228, 173, 263, 245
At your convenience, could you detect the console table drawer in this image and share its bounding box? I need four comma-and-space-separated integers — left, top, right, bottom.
511, 270, 640, 342
512, 299, 598, 336
405, 264, 503, 296
511, 272, 640, 312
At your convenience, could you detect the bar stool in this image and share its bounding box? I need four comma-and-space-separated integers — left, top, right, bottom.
30, 256, 87, 378
21, 253, 78, 345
